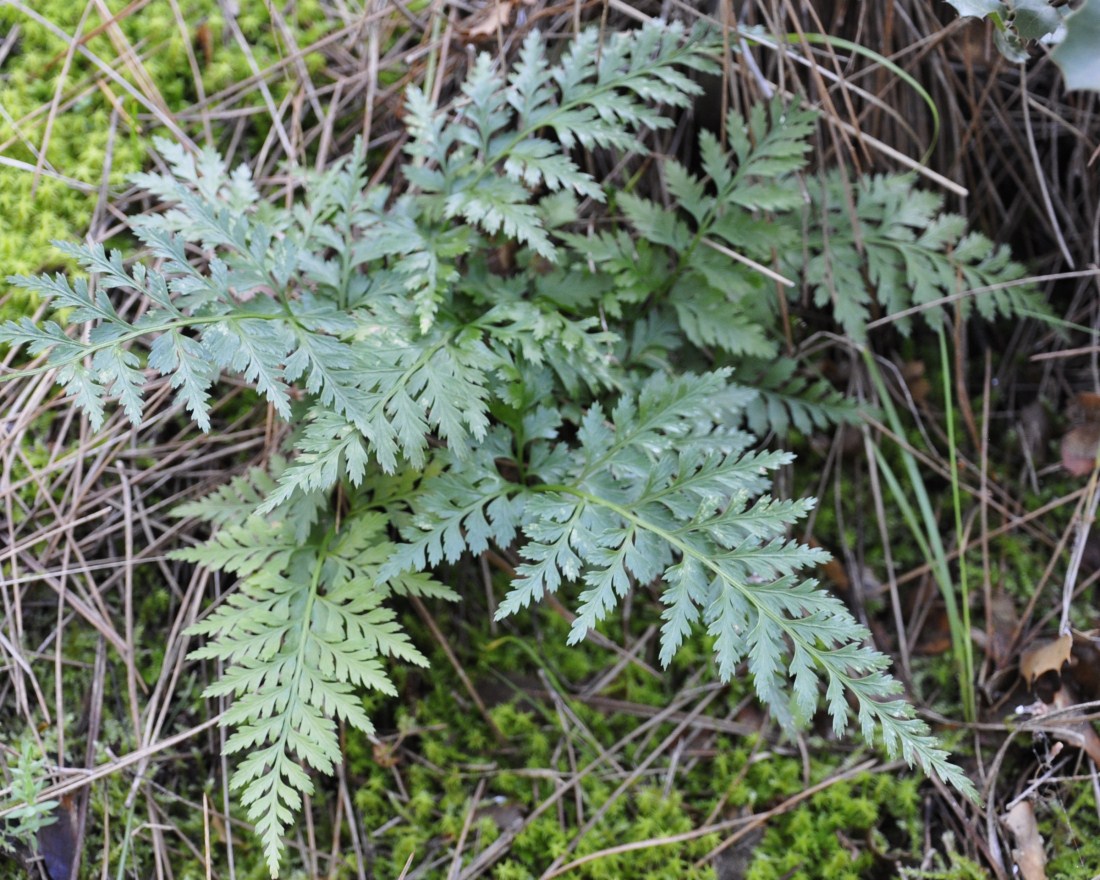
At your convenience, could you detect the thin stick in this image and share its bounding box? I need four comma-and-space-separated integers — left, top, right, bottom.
701, 237, 795, 287
409, 596, 506, 744
447, 779, 486, 880
1060, 471, 1100, 635
869, 269, 1100, 332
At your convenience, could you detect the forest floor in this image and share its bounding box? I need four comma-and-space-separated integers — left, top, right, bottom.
2, 2, 1100, 879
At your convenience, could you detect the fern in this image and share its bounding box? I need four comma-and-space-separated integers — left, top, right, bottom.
402, 23, 717, 328
740, 359, 859, 438
0, 20, 1023, 876
801, 173, 1042, 340
177, 502, 454, 877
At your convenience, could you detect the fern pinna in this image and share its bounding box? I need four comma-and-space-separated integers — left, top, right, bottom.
0, 20, 1038, 874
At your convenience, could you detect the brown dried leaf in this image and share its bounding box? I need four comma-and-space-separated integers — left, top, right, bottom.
1003, 800, 1047, 880
373, 741, 401, 768
986, 590, 1021, 669
914, 605, 952, 656
814, 536, 849, 597
1060, 392, 1100, 475
466, 2, 514, 39
1066, 391, 1100, 424
1020, 633, 1073, 686
900, 359, 931, 408
1060, 424, 1100, 475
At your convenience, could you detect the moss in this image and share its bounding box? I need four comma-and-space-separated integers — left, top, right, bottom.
1038, 783, 1100, 879
745, 773, 921, 880
0, 1, 330, 316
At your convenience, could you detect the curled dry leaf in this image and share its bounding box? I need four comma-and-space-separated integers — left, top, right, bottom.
1019, 633, 1073, 687
1067, 631, 1100, 701
1060, 424, 1100, 475
1060, 391, 1100, 475
1002, 800, 1047, 880
1018, 633, 1100, 765
466, 2, 515, 39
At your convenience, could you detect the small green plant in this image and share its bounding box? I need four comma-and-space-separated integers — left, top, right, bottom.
0, 740, 58, 856
0, 22, 1039, 875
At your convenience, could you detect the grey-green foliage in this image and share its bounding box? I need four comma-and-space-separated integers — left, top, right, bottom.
739, 359, 855, 439
801, 173, 1037, 340
0, 20, 1035, 875
945, 0, 1100, 93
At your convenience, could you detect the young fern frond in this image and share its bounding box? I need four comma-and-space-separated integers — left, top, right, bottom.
401, 21, 718, 328
380, 427, 529, 578
740, 359, 860, 438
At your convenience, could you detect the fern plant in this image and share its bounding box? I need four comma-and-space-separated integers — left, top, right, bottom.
0, 21, 1038, 875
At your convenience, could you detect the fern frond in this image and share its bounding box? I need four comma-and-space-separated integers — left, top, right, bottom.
802, 172, 1044, 340
566, 101, 814, 357
178, 512, 447, 877
0, 232, 291, 431
381, 429, 527, 579
485, 370, 975, 799
174, 517, 298, 577
726, 99, 818, 182
147, 331, 217, 430
171, 462, 317, 530
347, 327, 493, 475
401, 21, 717, 276
259, 409, 371, 512
741, 359, 859, 437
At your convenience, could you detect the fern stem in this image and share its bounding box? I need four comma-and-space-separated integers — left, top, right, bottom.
293, 531, 333, 701
0, 314, 225, 384
0, 309, 295, 385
